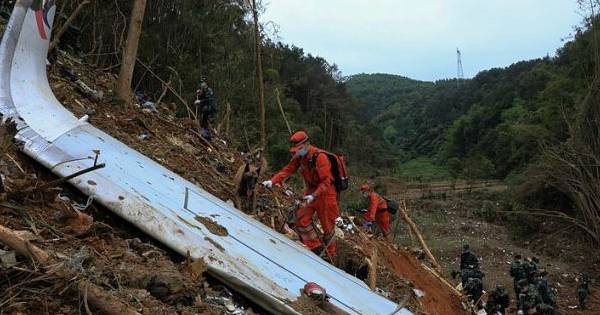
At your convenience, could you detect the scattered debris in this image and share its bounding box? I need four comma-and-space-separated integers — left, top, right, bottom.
0, 249, 17, 268
141, 101, 157, 113
413, 289, 425, 298
137, 132, 149, 140
59, 65, 104, 101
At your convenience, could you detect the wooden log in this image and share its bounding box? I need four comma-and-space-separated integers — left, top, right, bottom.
367, 248, 379, 290
0, 224, 49, 263
0, 223, 141, 315
79, 281, 142, 315
398, 200, 443, 274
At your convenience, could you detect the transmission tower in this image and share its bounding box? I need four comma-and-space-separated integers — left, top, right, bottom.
456, 48, 464, 86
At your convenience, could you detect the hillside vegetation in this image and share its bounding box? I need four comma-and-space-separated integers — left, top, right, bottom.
346, 25, 593, 180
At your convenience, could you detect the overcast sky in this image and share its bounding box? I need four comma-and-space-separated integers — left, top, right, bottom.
262, 0, 583, 81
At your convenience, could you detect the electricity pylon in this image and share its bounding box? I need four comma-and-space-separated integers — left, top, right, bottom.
457, 48, 464, 86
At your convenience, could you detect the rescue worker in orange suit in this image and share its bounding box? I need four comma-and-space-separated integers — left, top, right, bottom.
262, 131, 340, 258
360, 184, 392, 241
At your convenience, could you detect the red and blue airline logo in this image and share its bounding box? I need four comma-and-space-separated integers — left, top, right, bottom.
32, 0, 55, 40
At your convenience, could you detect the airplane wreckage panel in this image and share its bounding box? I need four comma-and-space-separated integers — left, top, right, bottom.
0, 2, 411, 314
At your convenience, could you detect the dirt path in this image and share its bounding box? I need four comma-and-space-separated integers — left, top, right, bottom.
387, 180, 507, 200
375, 242, 467, 315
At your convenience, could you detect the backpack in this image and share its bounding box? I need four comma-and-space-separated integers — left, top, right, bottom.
383, 197, 398, 215
309, 151, 349, 192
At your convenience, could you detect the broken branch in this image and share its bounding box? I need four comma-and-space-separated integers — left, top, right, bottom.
12, 163, 105, 197
0, 223, 142, 315
275, 88, 292, 135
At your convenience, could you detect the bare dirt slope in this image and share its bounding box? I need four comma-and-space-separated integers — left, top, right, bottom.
376, 242, 465, 315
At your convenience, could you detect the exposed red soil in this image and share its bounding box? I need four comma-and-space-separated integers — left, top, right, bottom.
376, 242, 467, 315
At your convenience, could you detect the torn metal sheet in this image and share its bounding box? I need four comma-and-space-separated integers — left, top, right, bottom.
0, 2, 411, 314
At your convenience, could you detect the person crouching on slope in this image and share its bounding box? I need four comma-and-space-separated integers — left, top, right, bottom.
360, 183, 392, 241
262, 131, 340, 258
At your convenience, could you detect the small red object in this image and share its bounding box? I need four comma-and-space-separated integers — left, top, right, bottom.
304, 282, 327, 301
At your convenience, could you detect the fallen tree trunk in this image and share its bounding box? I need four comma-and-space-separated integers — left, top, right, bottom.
0, 223, 141, 315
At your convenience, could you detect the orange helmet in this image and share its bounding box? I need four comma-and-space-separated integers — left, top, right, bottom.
360, 183, 370, 191
289, 130, 309, 153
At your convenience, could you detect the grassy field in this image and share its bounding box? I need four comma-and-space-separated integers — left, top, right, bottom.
395, 158, 450, 181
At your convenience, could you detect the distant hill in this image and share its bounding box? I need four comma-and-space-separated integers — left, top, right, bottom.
345, 73, 433, 120
345, 26, 591, 179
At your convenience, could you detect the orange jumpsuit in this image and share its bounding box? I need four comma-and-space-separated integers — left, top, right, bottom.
271, 146, 340, 256
364, 191, 392, 238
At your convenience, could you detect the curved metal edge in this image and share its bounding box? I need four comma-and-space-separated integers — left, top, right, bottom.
0, 0, 32, 120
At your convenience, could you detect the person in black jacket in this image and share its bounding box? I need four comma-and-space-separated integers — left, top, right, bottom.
194, 80, 217, 140
460, 244, 479, 270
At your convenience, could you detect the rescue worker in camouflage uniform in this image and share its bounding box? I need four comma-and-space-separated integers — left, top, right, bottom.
527, 256, 540, 283
577, 273, 590, 310
518, 280, 540, 315
525, 256, 539, 283
511, 254, 527, 297
535, 270, 556, 307
486, 284, 510, 315
533, 270, 557, 315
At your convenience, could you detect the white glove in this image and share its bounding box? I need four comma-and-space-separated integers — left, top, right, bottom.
262, 180, 273, 189
302, 194, 315, 204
